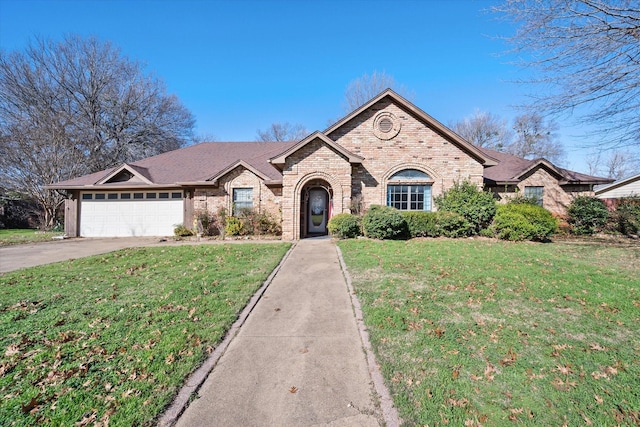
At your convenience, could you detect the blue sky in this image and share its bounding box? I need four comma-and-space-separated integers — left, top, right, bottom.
0, 0, 593, 172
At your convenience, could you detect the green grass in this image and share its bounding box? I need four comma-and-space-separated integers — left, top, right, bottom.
0, 243, 290, 426
338, 238, 640, 426
0, 229, 64, 246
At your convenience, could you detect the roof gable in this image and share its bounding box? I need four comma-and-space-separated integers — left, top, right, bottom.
324, 89, 498, 167
96, 163, 153, 185
269, 131, 364, 167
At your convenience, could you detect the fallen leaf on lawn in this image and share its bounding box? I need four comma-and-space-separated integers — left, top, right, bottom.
75, 411, 97, 426
589, 343, 607, 351
484, 363, 496, 381
555, 364, 573, 375
289, 386, 298, 394
21, 396, 39, 414
5, 344, 20, 357
165, 353, 175, 364
447, 397, 468, 407
595, 395, 603, 404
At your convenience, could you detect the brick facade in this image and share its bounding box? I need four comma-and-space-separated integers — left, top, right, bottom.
191, 98, 487, 239
487, 167, 595, 216
193, 166, 282, 225
329, 99, 485, 208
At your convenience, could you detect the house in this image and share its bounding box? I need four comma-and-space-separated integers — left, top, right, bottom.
49, 89, 612, 239
595, 173, 640, 208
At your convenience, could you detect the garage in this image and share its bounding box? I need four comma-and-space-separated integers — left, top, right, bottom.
79, 191, 184, 237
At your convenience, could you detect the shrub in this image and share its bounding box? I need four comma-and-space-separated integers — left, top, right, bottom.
492, 203, 558, 241
225, 216, 244, 236
435, 211, 473, 238
402, 211, 438, 238
173, 224, 193, 237
362, 205, 408, 240
611, 197, 640, 236
194, 209, 223, 236
567, 196, 609, 235
434, 180, 496, 234
235, 208, 282, 236
506, 193, 540, 205
327, 213, 362, 239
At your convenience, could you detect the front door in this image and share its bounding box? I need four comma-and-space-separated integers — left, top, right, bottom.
308, 188, 328, 234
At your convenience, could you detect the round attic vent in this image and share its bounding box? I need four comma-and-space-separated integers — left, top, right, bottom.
378, 117, 394, 133
373, 112, 401, 140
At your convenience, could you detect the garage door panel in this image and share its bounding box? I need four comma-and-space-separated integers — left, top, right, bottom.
80, 198, 183, 237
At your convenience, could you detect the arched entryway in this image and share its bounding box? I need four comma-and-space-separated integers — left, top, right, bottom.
300, 180, 333, 237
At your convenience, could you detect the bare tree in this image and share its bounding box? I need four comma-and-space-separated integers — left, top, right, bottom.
493, 0, 640, 149
0, 35, 196, 228
256, 122, 308, 142
508, 113, 565, 164
343, 71, 413, 112
450, 110, 513, 150
586, 149, 639, 179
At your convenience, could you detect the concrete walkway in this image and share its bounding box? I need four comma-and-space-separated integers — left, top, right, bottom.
171, 237, 387, 426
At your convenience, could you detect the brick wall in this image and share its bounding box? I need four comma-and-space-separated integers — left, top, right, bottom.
281, 138, 352, 240
329, 98, 484, 209
488, 167, 595, 216
193, 166, 281, 227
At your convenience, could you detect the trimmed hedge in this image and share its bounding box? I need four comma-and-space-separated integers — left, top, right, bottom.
435, 211, 473, 238
402, 211, 438, 238
567, 196, 609, 235
362, 205, 408, 240
327, 213, 362, 239
492, 203, 558, 241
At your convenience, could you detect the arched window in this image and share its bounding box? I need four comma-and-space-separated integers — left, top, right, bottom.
386, 169, 432, 211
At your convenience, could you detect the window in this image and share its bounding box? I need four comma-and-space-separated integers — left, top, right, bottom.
146, 193, 157, 199
386, 169, 432, 211
133, 193, 144, 199
82, 193, 93, 200
233, 188, 253, 215
159, 192, 169, 199
120, 193, 131, 199
171, 192, 182, 199
524, 186, 544, 206
107, 193, 118, 200
95, 193, 105, 200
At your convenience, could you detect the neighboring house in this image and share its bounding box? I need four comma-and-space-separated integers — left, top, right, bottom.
49, 89, 612, 239
595, 173, 640, 208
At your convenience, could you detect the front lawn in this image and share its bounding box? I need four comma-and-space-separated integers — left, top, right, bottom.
0, 229, 64, 246
338, 238, 640, 426
0, 243, 290, 426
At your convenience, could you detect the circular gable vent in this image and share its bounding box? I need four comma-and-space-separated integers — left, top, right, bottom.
373, 112, 401, 140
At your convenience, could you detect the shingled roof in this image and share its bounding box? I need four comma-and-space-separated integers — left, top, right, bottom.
477, 146, 613, 186
52, 141, 297, 189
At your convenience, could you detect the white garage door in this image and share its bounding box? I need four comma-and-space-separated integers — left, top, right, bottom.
80, 191, 184, 237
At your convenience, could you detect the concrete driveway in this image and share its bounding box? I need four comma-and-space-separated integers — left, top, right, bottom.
0, 237, 167, 273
